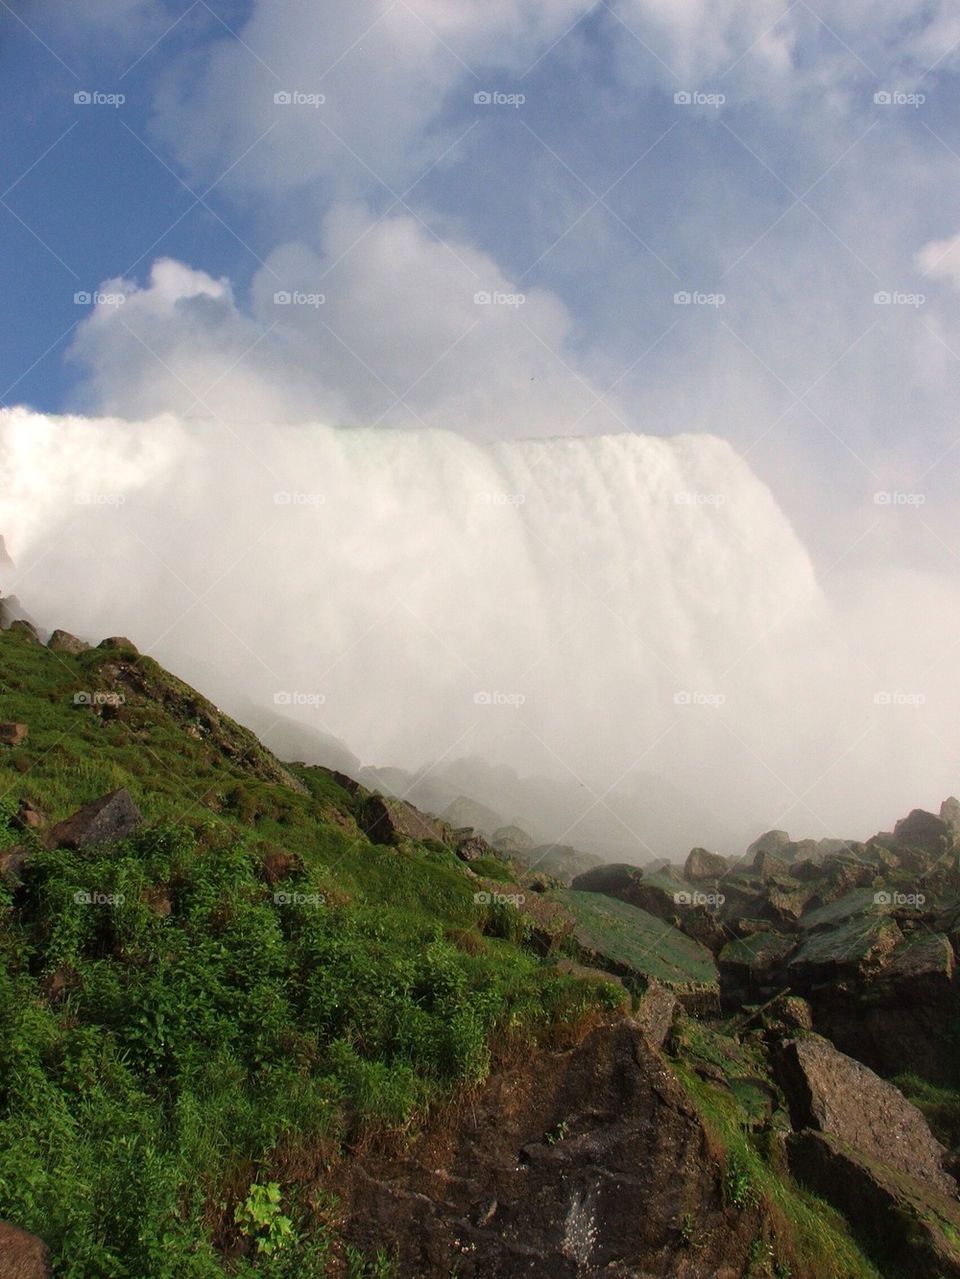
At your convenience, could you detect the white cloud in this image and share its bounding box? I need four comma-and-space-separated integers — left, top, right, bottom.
917, 230, 960, 290
68, 208, 628, 436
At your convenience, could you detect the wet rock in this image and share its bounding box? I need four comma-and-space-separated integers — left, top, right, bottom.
633, 981, 677, 1048
0, 1220, 52, 1277
47, 788, 143, 850
456, 834, 490, 863
360, 795, 448, 846
47, 629, 89, 654
8, 619, 40, 643
491, 825, 534, 854
893, 808, 956, 859
788, 1130, 960, 1278
776, 1033, 956, 1197
97, 636, 139, 654
746, 829, 791, 860
0, 723, 28, 747
751, 849, 790, 881
341, 1018, 762, 1277
683, 847, 727, 881
12, 799, 44, 830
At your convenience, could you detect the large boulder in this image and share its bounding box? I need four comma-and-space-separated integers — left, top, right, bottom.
893, 808, 956, 858
745, 829, 791, 860
491, 824, 534, 854
751, 848, 790, 882
360, 795, 448, 847
46, 788, 143, 850
788, 1130, 960, 1279
341, 1019, 763, 1276
47, 628, 89, 654
775, 1033, 956, 1198
683, 847, 727, 881
0, 1220, 52, 1277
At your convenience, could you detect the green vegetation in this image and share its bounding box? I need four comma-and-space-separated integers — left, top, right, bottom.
0, 630, 608, 1275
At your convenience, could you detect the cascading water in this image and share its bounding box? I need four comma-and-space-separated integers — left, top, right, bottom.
1, 405, 953, 855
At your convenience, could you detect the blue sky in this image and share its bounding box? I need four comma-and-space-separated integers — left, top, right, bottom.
4, 0, 960, 556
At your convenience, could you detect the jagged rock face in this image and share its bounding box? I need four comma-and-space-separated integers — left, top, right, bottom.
359, 794, 447, 846
683, 847, 727, 881
342, 1019, 761, 1277
46, 788, 143, 850
776, 1034, 956, 1198
893, 808, 957, 858
456, 833, 490, 862
941, 796, 960, 833
0, 1220, 52, 1277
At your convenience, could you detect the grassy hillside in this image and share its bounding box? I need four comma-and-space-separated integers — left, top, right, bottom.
0, 627, 617, 1276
